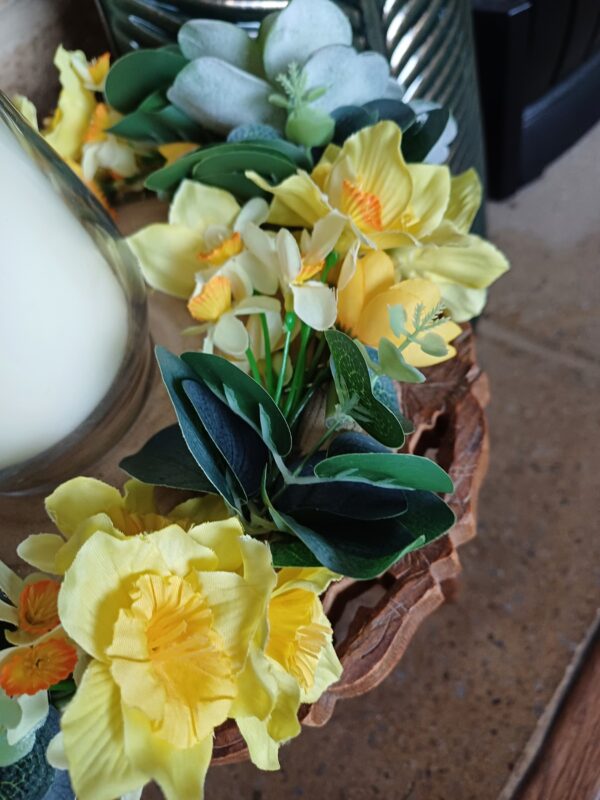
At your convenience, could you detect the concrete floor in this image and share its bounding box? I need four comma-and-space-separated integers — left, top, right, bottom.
202, 124, 600, 800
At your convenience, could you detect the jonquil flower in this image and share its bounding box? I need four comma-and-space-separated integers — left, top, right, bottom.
55, 521, 276, 800
128, 179, 276, 298
236, 567, 342, 768
0, 687, 49, 767
17, 476, 229, 576
338, 250, 461, 367
249, 120, 509, 320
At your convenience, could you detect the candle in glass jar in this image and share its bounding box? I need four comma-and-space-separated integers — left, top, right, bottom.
0, 122, 128, 470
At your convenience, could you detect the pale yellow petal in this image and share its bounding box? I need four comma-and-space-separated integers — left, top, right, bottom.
0, 599, 18, 626
61, 660, 146, 800
237, 715, 281, 770
148, 526, 219, 577
213, 313, 249, 357
307, 211, 346, 262
127, 223, 203, 299
233, 196, 269, 232
291, 282, 337, 331
246, 170, 332, 227
122, 480, 156, 514
230, 645, 277, 722
187, 517, 245, 571
406, 163, 451, 237
170, 495, 230, 525
412, 230, 510, 289
275, 567, 339, 596
169, 179, 240, 231
54, 513, 122, 575
16, 533, 64, 573
444, 168, 482, 233
0, 561, 23, 604
45, 477, 122, 538
302, 639, 342, 704
436, 282, 488, 322
44, 46, 95, 160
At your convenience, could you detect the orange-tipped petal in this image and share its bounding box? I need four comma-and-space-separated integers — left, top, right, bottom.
84, 103, 110, 143
188, 275, 232, 322
0, 636, 78, 696
88, 52, 111, 87
18, 579, 61, 636
197, 232, 243, 267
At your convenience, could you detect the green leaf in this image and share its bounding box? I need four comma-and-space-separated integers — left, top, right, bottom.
402, 108, 450, 163
325, 330, 405, 447
104, 48, 188, 114
397, 490, 456, 543
181, 351, 292, 456
418, 332, 448, 357
120, 425, 217, 493
155, 347, 238, 507
331, 105, 378, 144
109, 101, 203, 144
378, 338, 425, 383
270, 536, 322, 568
182, 379, 269, 498
363, 98, 417, 131
314, 452, 454, 493
388, 304, 407, 337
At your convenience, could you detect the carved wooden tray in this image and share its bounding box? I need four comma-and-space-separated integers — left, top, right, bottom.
212, 323, 490, 764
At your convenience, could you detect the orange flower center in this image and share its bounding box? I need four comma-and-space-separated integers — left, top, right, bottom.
341, 179, 383, 232
18, 579, 61, 636
197, 232, 243, 268
187, 275, 232, 322
0, 637, 78, 696
88, 52, 111, 87
294, 259, 325, 285
84, 102, 110, 144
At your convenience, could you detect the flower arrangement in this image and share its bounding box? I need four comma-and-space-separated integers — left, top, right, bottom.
1, 0, 509, 797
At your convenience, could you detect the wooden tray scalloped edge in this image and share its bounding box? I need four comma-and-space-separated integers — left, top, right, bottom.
212, 324, 490, 764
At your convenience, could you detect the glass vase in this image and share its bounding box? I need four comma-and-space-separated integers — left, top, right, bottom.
0, 93, 152, 495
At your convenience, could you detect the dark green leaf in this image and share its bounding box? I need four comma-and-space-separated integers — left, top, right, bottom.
398, 490, 456, 543
378, 338, 425, 384
104, 49, 188, 113
109, 104, 203, 144
275, 476, 407, 519
270, 536, 322, 568
182, 379, 268, 498
401, 108, 450, 163
327, 431, 390, 456
190, 170, 267, 201
155, 347, 237, 507
314, 452, 454, 493
331, 105, 378, 144
120, 424, 217, 493
181, 351, 292, 456
325, 330, 405, 447
363, 99, 417, 131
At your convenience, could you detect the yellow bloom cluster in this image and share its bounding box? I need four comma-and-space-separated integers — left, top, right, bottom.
3, 478, 341, 800
129, 120, 508, 372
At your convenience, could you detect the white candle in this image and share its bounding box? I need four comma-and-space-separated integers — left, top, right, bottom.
0, 122, 128, 470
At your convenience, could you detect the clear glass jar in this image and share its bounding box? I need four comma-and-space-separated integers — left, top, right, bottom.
0, 93, 153, 494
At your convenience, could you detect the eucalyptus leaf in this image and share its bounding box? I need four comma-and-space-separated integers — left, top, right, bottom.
314, 452, 454, 493
388, 304, 407, 336
155, 347, 238, 507
325, 330, 405, 447
303, 47, 390, 114
275, 476, 408, 520
182, 379, 269, 498
109, 103, 202, 144
178, 19, 261, 74
401, 108, 450, 163
181, 351, 292, 456
378, 338, 425, 384
104, 48, 188, 114
363, 98, 416, 131
119, 425, 216, 493
418, 332, 449, 358
331, 105, 378, 145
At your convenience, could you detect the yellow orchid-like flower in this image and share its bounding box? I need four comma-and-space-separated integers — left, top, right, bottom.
17, 476, 229, 577
186, 261, 282, 360
338, 250, 461, 367
235, 567, 342, 769
80, 103, 138, 183
43, 47, 108, 161
249, 121, 508, 321
55, 521, 277, 800
127, 179, 277, 299
243, 211, 347, 330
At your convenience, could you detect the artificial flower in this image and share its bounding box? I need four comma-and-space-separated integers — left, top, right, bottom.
80, 103, 138, 183
0, 688, 49, 767
0, 562, 62, 644
43, 46, 108, 161
235, 567, 341, 768
243, 211, 347, 330
0, 634, 78, 697
158, 142, 200, 166
338, 252, 461, 366
55, 520, 276, 800
249, 121, 509, 320
17, 476, 229, 577
127, 179, 275, 298
186, 260, 282, 359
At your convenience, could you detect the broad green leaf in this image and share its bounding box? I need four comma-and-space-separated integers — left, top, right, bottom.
109, 103, 203, 144
270, 536, 322, 568
182, 351, 292, 456
178, 19, 261, 74
191, 146, 296, 181
327, 431, 390, 456
331, 105, 378, 145
119, 425, 216, 493
303, 48, 390, 115
182, 379, 269, 498
155, 347, 237, 507
104, 48, 188, 114
314, 452, 454, 493
190, 170, 266, 201
378, 338, 425, 384
397, 490, 456, 542
325, 330, 405, 447
363, 98, 416, 131
402, 108, 450, 163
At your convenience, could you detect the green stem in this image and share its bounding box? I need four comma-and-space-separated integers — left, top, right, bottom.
284, 322, 312, 417
321, 250, 339, 283
245, 347, 263, 386
274, 311, 296, 406
259, 313, 274, 395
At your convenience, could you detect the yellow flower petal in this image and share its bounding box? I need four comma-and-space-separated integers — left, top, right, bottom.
247, 170, 331, 227
17, 534, 64, 574
0, 561, 24, 605
127, 223, 204, 298
158, 142, 200, 166
45, 477, 123, 538
169, 179, 240, 232
405, 163, 451, 237
337, 249, 394, 334
291, 282, 337, 331
444, 168, 482, 233
122, 480, 156, 515
61, 660, 146, 800
188, 275, 232, 322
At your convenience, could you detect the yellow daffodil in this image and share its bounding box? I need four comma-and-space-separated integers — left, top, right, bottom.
80, 103, 138, 183
128, 179, 276, 299
186, 260, 282, 359
235, 567, 342, 769
17, 476, 229, 577
243, 211, 347, 330
338, 250, 461, 366
249, 121, 509, 321
43, 47, 108, 161
55, 521, 276, 800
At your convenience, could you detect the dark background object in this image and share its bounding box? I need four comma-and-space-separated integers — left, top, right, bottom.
473, 0, 600, 198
